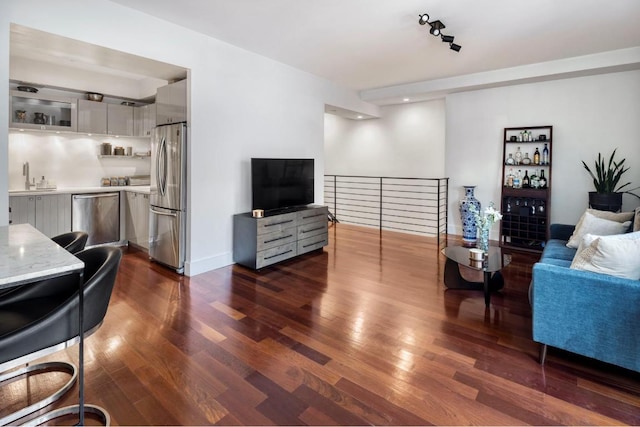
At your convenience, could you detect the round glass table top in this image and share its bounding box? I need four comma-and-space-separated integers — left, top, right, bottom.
442, 245, 512, 273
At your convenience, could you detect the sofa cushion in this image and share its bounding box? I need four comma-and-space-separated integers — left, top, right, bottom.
635, 207, 640, 232
541, 239, 576, 263
566, 211, 632, 248
570, 231, 640, 280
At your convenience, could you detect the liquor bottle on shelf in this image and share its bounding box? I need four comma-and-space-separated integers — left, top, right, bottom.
522, 153, 532, 165
505, 153, 515, 165
514, 170, 522, 189
530, 170, 539, 188
515, 147, 522, 165
533, 147, 540, 165
542, 143, 549, 165
539, 169, 547, 188
523, 170, 530, 188
506, 168, 514, 187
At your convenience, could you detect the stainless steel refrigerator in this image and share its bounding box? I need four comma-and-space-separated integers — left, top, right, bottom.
149, 122, 187, 273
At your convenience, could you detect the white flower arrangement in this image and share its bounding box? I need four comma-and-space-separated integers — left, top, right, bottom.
469, 202, 503, 230
468, 202, 503, 252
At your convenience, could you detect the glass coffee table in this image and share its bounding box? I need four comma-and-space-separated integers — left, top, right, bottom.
442, 245, 512, 307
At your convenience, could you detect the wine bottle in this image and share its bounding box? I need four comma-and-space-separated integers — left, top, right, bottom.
523, 170, 530, 188
542, 143, 549, 165
530, 169, 539, 188
533, 147, 540, 165
539, 169, 547, 188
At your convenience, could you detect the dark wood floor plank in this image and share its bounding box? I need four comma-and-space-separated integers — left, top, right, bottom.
3, 224, 639, 425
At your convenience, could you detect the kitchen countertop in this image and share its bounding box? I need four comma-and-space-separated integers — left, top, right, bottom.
9, 186, 150, 196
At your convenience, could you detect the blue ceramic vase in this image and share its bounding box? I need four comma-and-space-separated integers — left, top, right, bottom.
459, 186, 481, 245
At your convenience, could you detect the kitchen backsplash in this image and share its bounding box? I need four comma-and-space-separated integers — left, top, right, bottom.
8, 131, 151, 190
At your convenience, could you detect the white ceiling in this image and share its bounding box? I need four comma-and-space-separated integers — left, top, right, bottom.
107, 0, 640, 98
10, 1, 640, 107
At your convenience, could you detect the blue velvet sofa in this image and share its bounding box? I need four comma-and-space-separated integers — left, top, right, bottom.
531, 224, 640, 372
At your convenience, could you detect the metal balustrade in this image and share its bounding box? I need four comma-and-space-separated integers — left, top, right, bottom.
324, 175, 449, 250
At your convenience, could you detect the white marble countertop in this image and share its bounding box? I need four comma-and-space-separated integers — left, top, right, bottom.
9, 185, 150, 196
0, 224, 84, 289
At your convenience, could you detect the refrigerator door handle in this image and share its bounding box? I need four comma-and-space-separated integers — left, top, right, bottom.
150, 208, 178, 217
157, 136, 168, 197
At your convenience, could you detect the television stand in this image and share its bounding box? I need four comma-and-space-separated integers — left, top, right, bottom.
233, 205, 328, 269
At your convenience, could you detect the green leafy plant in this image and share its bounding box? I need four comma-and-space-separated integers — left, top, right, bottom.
581, 148, 631, 193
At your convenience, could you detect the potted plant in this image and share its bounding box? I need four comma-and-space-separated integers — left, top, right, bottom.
582, 148, 630, 212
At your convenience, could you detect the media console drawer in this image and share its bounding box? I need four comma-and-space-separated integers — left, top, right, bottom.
233, 205, 328, 269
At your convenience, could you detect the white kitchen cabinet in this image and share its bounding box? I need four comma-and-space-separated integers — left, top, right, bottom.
125, 191, 150, 250
156, 80, 187, 125
77, 99, 107, 134
78, 100, 134, 136
9, 194, 72, 238
107, 104, 134, 136
134, 103, 156, 137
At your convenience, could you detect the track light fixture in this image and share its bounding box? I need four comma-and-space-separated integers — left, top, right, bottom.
441, 34, 454, 43
418, 13, 461, 52
428, 20, 445, 37
418, 14, 430, 25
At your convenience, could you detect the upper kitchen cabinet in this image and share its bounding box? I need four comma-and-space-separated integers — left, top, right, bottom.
77, 100, 134, 136
156, 79, 187, 125
134, 103, 156, 137
107, 104, 134, 136
77, 99, 107, 134
10, 90, 77, 132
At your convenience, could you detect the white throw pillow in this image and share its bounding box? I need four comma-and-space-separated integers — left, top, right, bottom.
566, 211, 632, 248
570, 231, 640, 280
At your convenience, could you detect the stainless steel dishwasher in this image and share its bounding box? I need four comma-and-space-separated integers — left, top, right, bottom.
72, 193, 120, 246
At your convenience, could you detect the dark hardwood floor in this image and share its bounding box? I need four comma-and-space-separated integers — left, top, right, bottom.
3, 223, 640, 425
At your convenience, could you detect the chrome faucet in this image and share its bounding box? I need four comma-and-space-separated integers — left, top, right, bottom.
23, 162, 30, 190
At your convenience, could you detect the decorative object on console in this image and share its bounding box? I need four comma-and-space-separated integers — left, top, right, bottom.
459, 186, 480, 246
469, 202, 503, 254
582, 148, 630, 212
418, 13, 461, 51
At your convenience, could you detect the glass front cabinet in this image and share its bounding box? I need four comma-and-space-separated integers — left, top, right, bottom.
500, 125, 553, 253
10, 90, 77, 132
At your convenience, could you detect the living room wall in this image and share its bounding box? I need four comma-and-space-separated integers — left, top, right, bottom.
324, 100, 446, 177
446, 69, 640, 237
0, 0, 378, 276
323, 71, 640, 240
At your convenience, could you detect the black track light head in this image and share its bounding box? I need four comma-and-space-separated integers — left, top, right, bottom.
418, 14, 430, 25
450, 43, 461, 52
429, 20, 445, 36
441, 34, 454, 43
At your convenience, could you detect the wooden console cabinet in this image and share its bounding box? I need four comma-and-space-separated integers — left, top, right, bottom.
233, 205, 328, 269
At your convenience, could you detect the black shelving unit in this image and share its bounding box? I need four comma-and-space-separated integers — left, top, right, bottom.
500, 126, 552, 253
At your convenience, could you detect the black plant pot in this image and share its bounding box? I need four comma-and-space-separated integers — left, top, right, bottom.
588, 192, 623, 212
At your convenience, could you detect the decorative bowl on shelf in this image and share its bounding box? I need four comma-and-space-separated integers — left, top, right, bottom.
86, 92, 104, 102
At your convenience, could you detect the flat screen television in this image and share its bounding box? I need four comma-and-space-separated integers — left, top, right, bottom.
251, 158, 314, 212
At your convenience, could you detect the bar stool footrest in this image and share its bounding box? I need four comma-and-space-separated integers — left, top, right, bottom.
0, 361, 77, 426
